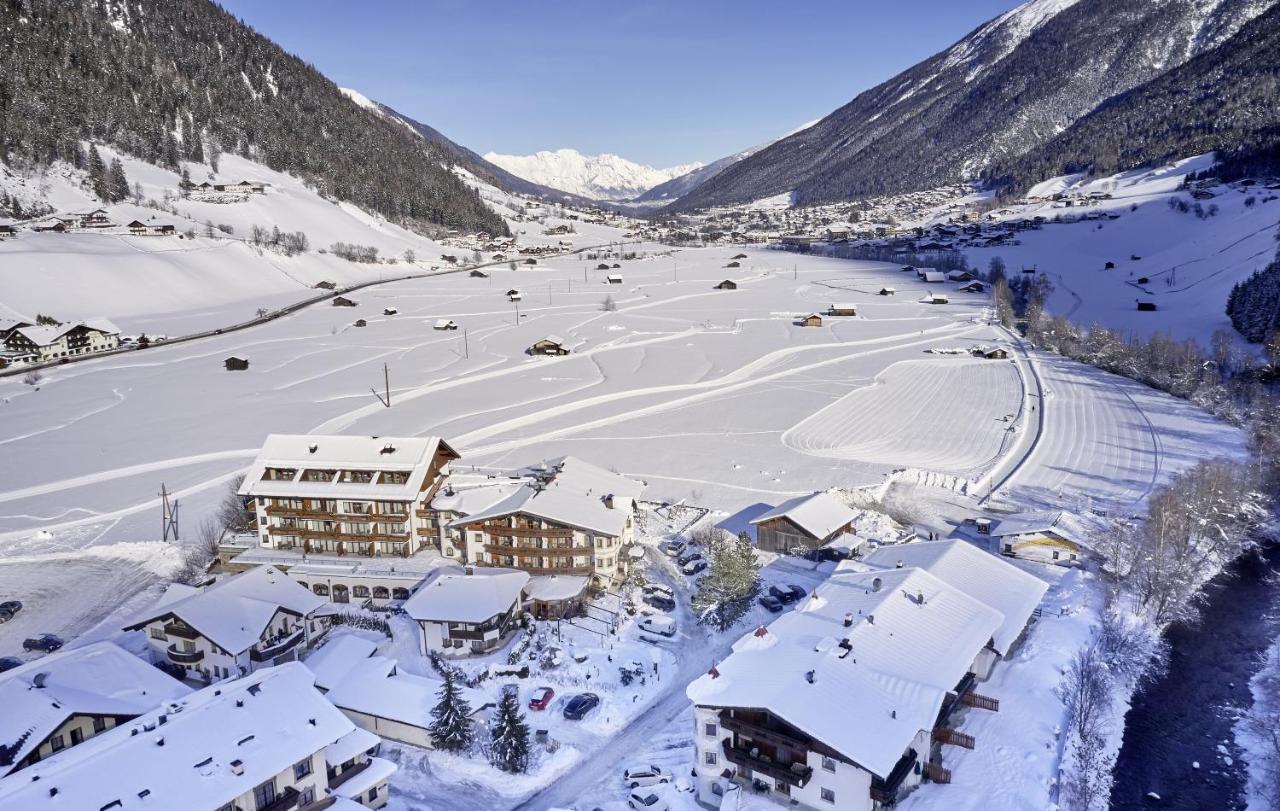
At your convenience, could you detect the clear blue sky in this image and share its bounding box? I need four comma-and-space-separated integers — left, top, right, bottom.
218, 0, 1024, 167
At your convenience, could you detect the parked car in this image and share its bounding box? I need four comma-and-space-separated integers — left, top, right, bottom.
769, 584, 800, 604
154, 660, 187, 680
643, 593, 675, 612
643, 583, 674, 601
682, 559, 708, 576
23, 634, 63, 653
758, 594, 784, 613
623, 765, 671, 788
660, 541, 686, 558
639, 616, 677, 637
0, 600, 22, 623
528, 686, 556, 711
0, 656, 22, 673
786, 584, 807, 601
677, 551, 702, 567
563, 692, 601, 720
628, 791, 669, 810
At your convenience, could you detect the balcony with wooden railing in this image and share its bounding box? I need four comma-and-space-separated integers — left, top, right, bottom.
251, 628, 305, 662
266, 525, 410, 545
163, 622, 201, 640
932, 727, 976, 749
922, 761, 951, 784
265, 505, 408, 522
328, 758, 372, 789
870, 748, 919, 804
166, 644, 204, 664
721, 740, 813, 787
476, 521, 574, 539
719, 710, 812, 753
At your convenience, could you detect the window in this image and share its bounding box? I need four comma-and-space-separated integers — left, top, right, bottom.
1052, 550, 1060, 560
252, 778, 277, 810
150, 626, 167, 640
69, 728, 83, 746
704, 722, 717, 737
821, 788, 836, 804
93, 717, 107, 733
368, 787, 380, 802
353, 585, 371, 598
299, 788, 315, 806
822, 756, 836, 773
704, 750, 718, 766
293, 757, 313, 780
49, 734, 65, 752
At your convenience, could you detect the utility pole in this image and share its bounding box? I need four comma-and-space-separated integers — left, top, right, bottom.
463, 328, 469, 359
160, 484, 180, 541
371, 363, 391, 407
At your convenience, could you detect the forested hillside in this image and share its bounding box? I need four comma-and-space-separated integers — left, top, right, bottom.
0, 0, 507, 235
670, 0, 1276, 211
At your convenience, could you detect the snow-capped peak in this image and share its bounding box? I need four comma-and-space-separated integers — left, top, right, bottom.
482, 148, 701, 201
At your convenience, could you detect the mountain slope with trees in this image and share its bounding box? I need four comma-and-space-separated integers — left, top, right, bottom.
0, 0, 507, 236
670, 0, 1277, 211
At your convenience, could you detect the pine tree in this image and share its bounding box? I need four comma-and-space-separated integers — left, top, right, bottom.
107, 158, 129, 203
87, 145, 108, 201
692, 531, 762, 632
428, 670, 474, 753
488, 690, 531, 773
180, 167, 192, 198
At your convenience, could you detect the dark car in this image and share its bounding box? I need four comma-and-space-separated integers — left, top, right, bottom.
786, 585, 807, 601
0, 600, 22, 623
644, 593, 675, 612
23, 634, 64, 653
563, 692, 601, 720
0, 656, 22, 673
758, 594, 784, 613
677, 550, 703, 566
682, 559, 708, 576
768, 585, 799, 604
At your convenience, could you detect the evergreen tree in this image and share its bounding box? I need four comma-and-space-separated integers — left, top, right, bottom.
107, 158, 129, 203
488, 690, 531, 773
180, 167, 192, 198
692, 531, 762, 632
428, 670, 474, 753
87, 145, 108, 201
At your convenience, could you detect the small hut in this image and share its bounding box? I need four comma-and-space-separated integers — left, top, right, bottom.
353, 319, 368, 328
383, 307, 398, 316
224, 356, 250, 371
333, 296, 357, 307
606, 274, 623, 284
434, 319, 459, 331
731, 253, 748, 260
714, 280, 739, 291
798, 313, 824, 327
314, 280, 337, 290
725, 261, 741, 269
524, 258, 538, 265
879, 287, 896, 296
507, 289, 522, 301
529, 336, 570, 356
470, 269, 490, 278
1136, 300, 1157, 312
827, 304, 857, 317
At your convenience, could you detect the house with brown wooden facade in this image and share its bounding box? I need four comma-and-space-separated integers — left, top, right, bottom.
751, 492, 857, 554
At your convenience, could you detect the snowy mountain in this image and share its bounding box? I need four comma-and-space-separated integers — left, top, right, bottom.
483, 149, 701, 201
673, 0, 1279, 210
633, 120, 818, 204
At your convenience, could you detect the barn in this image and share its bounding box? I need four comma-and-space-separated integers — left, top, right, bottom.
433, 319, 459, 331
606, 274, 623, 284
332, 296, 357, 307
1136, 300, 1157, 311
798, 313, 823, 327
750, 492, 858, 554
827, 304, 857, 316
529, 336, 571, 356
224, 356, 250, 371
714, 279, 738, 290
879, 287, 896, 296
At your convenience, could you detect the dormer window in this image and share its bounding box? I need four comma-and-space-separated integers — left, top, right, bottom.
301, 469, 336, 483
262, 467, 297, 481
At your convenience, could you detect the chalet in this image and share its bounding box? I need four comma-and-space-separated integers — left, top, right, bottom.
947, 270, 975, 282
127, 222, 176, 236
194, 181, 215, 193
450, 456, 644, 587
315, 280, 337, 290
715, 279, 739, 290
354, 319, 368, 327
988, 510, 1083, 566
383, 307, 398, 316
1, 319, 120, 365
688, 565, 1008, 810
1137, 300, 1157, 311
879, 287, 896, 296
433, 319, 459, 331
798, 313, 823, 327
214, 180, 266, 194
441, 255, 459, 264
127, 220, 149, 235
751, 492, 857, 555
0, 642, 191, 778
470, 269, 490, 278
224, 356, 250, 371
0, 224, 16, 239
333, 296, 357, 307
921, 271, 946, 284
975, 347, 1008, 360
404, 568, 529, 656
606, 274, 624, 284
957, 280, 986, 293
75, 209, 112, 228
235, 434, 460, 560
529, 335, 571, 356
491, 253, 506, 261
827, 304, 857, 317
0, 663, 395, 811
507, 289, 522, 301
123, 566, 331, 682
920, 293, 949, 305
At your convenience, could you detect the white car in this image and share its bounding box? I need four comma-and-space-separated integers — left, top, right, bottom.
628, 789, 670, 810
624, 764, 671, 788
639, 616, 677, 637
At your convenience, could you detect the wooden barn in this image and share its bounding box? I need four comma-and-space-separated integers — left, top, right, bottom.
920, 293, 949, 305
750, 492, 858, 555
332, 296, 357, 307
714, 279, 738, 290
383, 307, 398, 316
731, 253, 748, 260
798, 313, 823, 327
725, 261, 741, 268
314, 280, 337, 290
224, 356, 250, 371
353, 319, 368, 328
958, 280, 986, 293
1136, 300, 1157, 311
529, 336, 570, 356
524, 258, 538, 265
433, 319, 459, 331
606, 274, 623, 284
470, 269, 490, 278
827, 304, 857, 316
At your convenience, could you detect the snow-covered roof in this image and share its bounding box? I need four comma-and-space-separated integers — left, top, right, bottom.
0, 663, 365, 810
430, 477, 526, 516
990, 510, 1081, 543
403, 569, 529, 623
124, 565, 325, 654
749, 491, 857, 542
0, 642, 192, 776
303, 634, 379, 692
324, 727, 381, 767
332, 755, 396, 799
238, 433, 458, 501
686, 566, 1003, 778
326, 657, 487, 727
524, 574, 589, 602
921, 272, 946, 282
861, 539, 1048, 655
7, 318, 120, 347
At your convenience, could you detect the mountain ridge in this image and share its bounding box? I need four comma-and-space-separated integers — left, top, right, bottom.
484, 148, 701, 201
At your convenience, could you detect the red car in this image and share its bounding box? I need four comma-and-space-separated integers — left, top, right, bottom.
528, 686, 555, 711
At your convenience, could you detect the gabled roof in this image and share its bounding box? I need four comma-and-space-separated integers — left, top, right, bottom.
861, 539, 1048, 655
124, 566, 324, 654
0, 642, 192, 776
238, 434, 458, 501
0, 663, 366, 811
686, 567, 1003, 778
404, 569, 529, 623
302, 634, 378, 692
990, 510, 1081, 543
326, 657, 486, 727
750, 492, 857, 542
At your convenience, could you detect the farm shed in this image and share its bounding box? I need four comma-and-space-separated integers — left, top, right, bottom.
827, 304, 857, 316
224, 356, 249, 371
529, 336, 571, 356
798, 313, 823, 327
332, 296, 357, 307
714, 279, 738, 290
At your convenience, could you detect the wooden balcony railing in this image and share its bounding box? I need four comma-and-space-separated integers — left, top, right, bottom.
932, 727, 976, 749
251, 629, 305, 662
719, 711, 811, 753
721, 740, 812, 787
923, 761, 952, 784
166, 644, 204, 664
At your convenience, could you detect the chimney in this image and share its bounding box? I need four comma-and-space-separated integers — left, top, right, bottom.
891, 709, 897, 719
603, 493, 615, 509
32, 672, 48, 688
871, 577, 883, 592
895, 560, 903, 569
380, 443, 396, 455
843, 612, 853, 627
838, 639, 852, 658
916, 591, 926, 606
805, 670, 816, 684
308, 443, 318, 454
230, 760, 244, 776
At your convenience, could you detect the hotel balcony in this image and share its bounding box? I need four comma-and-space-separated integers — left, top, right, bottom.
250, 629, 305, 662
721, 740, 813, 788
166, 644, 205, 664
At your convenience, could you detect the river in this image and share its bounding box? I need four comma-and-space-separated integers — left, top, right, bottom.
1109, 541, 1280, 809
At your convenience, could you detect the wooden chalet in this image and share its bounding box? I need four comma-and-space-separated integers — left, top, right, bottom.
470, 269, 490, 278
715, 279, 739, 290
224, 356, 250, 371
798, 313, 823, 327
433, 319, 459, 331
827, 304, 857, 317
332, 296, 357, 307
529, 336, 570, 356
